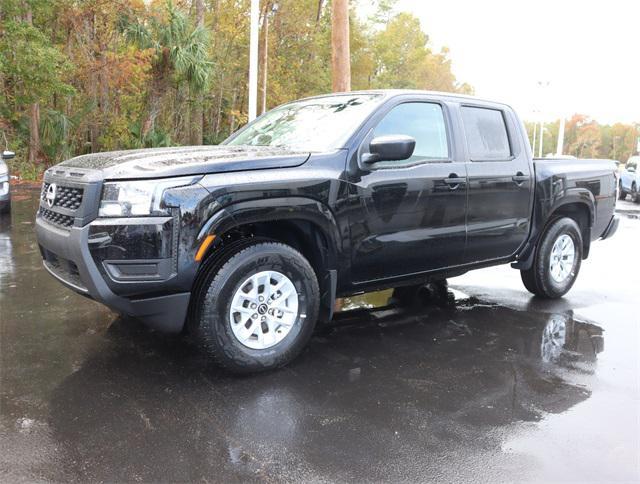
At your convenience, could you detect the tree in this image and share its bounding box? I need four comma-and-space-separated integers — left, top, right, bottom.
367, 12, 472, 94
525, 116, 639, 161
0, 1, 74, 164
121, 1, 212, 139
1, 0, 482, 178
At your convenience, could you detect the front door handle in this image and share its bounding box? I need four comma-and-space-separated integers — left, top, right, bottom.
443, 174, 466, 190
512, 172, 529, 185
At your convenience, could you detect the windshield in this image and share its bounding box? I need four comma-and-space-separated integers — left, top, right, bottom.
224, 94, 382, 151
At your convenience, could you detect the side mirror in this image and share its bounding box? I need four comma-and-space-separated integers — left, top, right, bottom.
362, 135, 416, 164
2, 151, 15, 160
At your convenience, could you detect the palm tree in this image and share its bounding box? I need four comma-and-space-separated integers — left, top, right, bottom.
121, 1, 212, 139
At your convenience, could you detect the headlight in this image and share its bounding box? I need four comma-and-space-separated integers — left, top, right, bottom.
98, 176, 200, 217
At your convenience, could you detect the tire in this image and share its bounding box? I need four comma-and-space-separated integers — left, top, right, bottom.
632, 183, 639, 204
618, 182, 626, 200
520, 217, 583, 299
392, 279, 449, 307
520, 268, 538, 294
0, 200, 10, 215
192, 240, 319, 373
392, 284, 422, 306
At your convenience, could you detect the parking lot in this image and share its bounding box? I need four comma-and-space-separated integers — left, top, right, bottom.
1, 188, 639, 482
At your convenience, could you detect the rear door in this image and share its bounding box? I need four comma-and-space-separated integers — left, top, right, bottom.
461, 105, 533, 263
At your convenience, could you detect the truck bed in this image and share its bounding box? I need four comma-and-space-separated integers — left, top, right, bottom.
532, 157, 617, 241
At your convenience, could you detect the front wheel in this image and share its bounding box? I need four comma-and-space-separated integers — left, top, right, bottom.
632, 184, 639, 203
193, 241, 319, 373
520, 217, 583, 299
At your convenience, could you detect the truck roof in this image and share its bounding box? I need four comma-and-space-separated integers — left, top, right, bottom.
299, 89, 514, 111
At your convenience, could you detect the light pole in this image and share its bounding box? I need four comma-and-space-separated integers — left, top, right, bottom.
248, 0, 260, 122
536, 81, 550, 158
260, 2, 279, 115
613, 135, 620, 160
556, 117, 565, 156
532, 121, 538, 155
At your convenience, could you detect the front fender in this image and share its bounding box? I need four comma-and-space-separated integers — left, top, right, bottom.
195, 197, 342, 324
196, 196, 342, 267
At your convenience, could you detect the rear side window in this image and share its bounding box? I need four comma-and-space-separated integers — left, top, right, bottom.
372, 102, 449, 162
461, 106, 511, 161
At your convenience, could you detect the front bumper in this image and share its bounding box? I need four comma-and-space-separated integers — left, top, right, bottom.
600, 214, 619, 240
36, 217, 190, 332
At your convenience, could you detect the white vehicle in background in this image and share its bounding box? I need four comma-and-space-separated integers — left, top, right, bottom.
0, 148, 14, 215
619, 155, 640, 203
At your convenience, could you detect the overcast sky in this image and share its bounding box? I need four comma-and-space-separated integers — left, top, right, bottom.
392, 0, 639, 124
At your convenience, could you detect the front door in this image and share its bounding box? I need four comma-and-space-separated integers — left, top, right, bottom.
348, 100, 468, 283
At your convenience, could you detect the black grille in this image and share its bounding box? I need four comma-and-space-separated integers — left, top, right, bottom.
39, 207, 74, 228
41, 182, 84, 210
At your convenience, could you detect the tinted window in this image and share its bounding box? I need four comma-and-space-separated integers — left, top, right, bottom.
372, 102, 449, 162
461, 106, 511, 161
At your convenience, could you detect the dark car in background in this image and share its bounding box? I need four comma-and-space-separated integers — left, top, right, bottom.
0, 150, 14, 215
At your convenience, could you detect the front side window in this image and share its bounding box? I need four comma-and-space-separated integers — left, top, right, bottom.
224, 94, 383, 152
461, 106, 511, 161
371, 102, 449, 163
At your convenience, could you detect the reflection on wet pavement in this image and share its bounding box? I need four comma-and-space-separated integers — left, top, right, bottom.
1, 188, 638, 482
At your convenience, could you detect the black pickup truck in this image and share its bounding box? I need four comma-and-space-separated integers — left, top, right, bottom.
36, 90, 619, 372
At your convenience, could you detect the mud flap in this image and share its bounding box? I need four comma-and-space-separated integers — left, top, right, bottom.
318, 269, 337, 324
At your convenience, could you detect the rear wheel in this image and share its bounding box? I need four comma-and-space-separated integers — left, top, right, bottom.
520, 217, 583, 299
632, 183, 639, 203
618, 181, 626, 200
192, 241, 319, 373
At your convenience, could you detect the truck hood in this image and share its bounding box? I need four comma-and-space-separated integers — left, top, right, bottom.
56, 145, 311, 180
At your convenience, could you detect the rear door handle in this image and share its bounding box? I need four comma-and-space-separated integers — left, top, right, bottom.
512, 172, 529, 185
443, 174, 466, 190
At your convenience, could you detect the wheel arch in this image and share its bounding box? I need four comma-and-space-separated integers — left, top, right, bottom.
513, 195, 594, 271
193, 197, 342, 323
541, 199, 593, 259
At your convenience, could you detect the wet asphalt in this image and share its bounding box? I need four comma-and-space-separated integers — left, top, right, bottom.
1, 188, 639, 483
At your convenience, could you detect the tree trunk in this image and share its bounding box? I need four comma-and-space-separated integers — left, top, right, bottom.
259, 3, 270, 114
89, 68, 99, 151
190, 0, 205, 145
28, 103, 40, 164
24, 5, 41, 163
142, 76, 165, 138
214, 79, 224, 141
142, 50, 170, 138
316, 0, 324, 24
331, 0, 350, 92
229, 88, 237, 133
